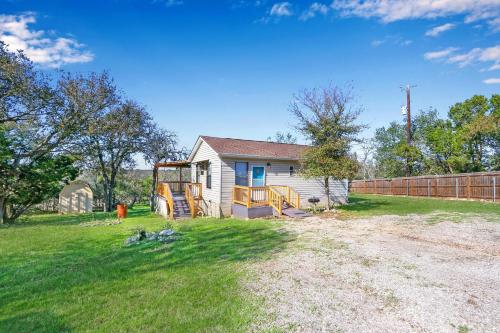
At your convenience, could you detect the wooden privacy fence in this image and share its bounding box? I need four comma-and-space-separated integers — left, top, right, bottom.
350, 172, 499, 202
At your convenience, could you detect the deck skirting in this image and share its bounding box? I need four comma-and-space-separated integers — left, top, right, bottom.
231, 204, 274, 219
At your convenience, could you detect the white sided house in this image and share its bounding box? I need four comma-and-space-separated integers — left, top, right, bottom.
155, 136, 348, 219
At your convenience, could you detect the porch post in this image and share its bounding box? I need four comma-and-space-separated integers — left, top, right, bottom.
179, 166, 183, 192
247, 187, 251, 208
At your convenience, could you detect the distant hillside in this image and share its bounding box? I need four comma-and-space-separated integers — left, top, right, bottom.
126, 169, 191, 181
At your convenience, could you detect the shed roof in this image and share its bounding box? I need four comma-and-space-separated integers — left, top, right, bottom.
198, 136, 309, 160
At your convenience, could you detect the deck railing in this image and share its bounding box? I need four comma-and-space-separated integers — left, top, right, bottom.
157, 182, 174, 219
233, 185, 268, 208
232, 185, 300, 212
158, 181, 191, 193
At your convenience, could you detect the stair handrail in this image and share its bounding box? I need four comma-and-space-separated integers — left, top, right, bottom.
158, 182, 174, 219
288, 187, 300, 208
269, 185, 300, 209
185, 184, 197, 218
268, 186, 283, 215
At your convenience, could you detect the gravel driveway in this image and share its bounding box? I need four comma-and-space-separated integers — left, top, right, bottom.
247, 213, 500, 333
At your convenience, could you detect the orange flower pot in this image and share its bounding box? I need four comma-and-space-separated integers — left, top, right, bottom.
117, 204, 128, 219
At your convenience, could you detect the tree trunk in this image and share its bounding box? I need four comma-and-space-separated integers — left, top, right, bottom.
106, 187, 113, 212
0, 197, 6, 224
129, 196, 137, 209
325, 177, 331, 211
150, 167, 158, 211
103, 182, 114, 212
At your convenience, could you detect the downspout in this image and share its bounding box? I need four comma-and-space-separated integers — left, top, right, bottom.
219, 158, 223, 218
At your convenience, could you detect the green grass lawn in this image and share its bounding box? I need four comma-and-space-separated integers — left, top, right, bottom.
341, 193, 500, 218
0, 207, 291, 332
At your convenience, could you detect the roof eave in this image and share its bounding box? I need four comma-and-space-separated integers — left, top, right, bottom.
187, 136, 203, 162
219, 153, 301, 161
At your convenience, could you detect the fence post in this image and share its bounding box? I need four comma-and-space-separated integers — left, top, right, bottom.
455, 178, 459, 198
427, 179, 430, 197
467, 175, 471, 200
406, 178, 409, 196
494, 177, 496, 203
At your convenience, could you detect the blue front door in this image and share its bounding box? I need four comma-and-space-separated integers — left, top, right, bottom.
252, 166, 265, 186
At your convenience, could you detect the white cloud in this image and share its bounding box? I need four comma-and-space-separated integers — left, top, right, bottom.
162, 0, 183, 6
448, 45, 500, 67
257, 2, 293, 23
0, 14, 93, 68
483, 78, 500, 84
300, 2, 329, 21
425, 23, 455, 37
488, 17, 500, 31
488, 63, 500, 71
331, 0, 500, 29
424, 45, 500, 70
371, 35, 412, 48
270, 2, 292, 17
371, 39, 385, 47
423, 47, 459, 60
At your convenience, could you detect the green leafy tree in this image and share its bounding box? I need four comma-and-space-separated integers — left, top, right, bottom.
0, 42, 53, 124
372, 95, 499, 178
61, 73, 152, 212
115, 173, 152, 208
373, 122, 407, 177
448, 95, 498, 171
290, 84, 365, 209
0, 44, 82, 223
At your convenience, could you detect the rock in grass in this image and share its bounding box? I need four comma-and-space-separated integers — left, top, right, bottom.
159, 229, 174, 237
125, 229, 176, 246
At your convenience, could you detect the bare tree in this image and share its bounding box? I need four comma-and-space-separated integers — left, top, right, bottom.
142, 124, 183, 211
358, 138, 376, 179
267, 131, 298, 144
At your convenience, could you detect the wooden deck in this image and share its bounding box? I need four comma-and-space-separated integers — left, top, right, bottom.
232, 185, 301, 215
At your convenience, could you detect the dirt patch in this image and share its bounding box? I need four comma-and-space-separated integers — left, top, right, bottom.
247, 213, 500, 333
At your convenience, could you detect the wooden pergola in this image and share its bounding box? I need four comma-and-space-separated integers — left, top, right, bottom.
154, 160, 191, 194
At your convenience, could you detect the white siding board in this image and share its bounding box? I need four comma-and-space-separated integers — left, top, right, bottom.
190, 140, 222, 217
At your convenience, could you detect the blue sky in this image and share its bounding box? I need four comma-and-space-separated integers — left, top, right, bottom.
1, 0, 499, 157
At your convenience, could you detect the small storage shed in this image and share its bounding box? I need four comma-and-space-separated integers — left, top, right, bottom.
59, 181, 93, 214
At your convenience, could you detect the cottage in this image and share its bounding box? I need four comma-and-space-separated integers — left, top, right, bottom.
59, 181, 93, 214
155, 136, 348, 219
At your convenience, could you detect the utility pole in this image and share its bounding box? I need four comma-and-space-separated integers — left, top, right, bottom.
405, 85, 412, 147
401, 84, 415, 177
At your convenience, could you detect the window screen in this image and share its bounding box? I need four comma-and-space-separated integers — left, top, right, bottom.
235, 162, 248, 186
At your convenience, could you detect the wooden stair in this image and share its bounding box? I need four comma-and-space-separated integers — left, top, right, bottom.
282, 207, 312, 218
173, 195, 191, 219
